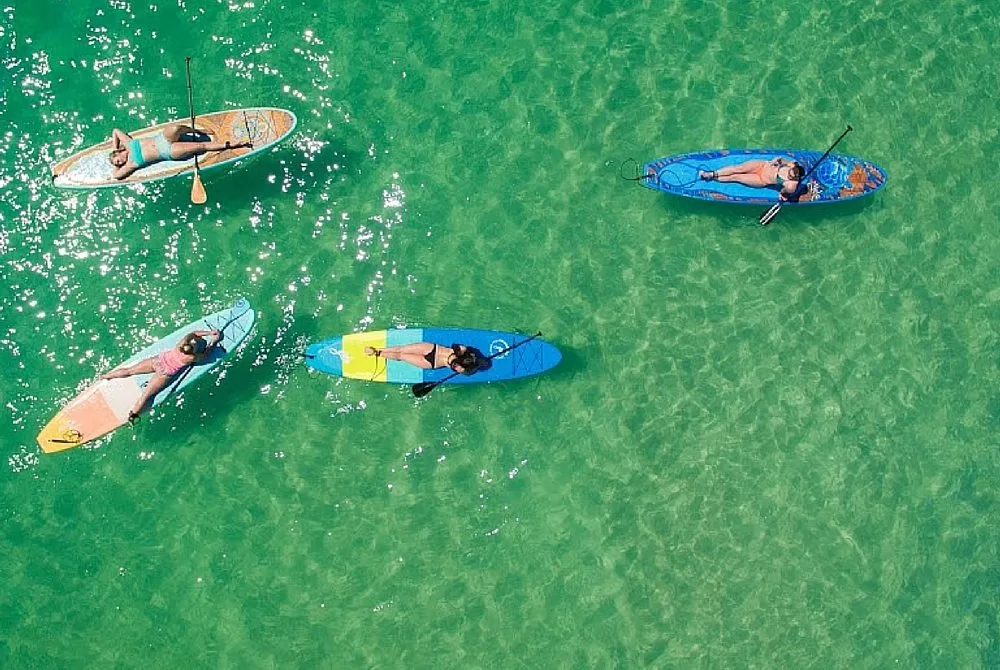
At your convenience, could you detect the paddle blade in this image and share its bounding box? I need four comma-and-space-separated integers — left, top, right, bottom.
759, 202, 782, 226
412, 382, 438, 398
191, 170, 207, 205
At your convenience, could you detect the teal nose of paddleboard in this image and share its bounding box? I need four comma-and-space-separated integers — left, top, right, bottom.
305, 338, 344, 376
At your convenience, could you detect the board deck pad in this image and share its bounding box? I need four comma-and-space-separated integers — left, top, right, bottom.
37, 298, 256, 453
51, 107, 297, 189
641, 149, 887, 205
304, 328, 561, 386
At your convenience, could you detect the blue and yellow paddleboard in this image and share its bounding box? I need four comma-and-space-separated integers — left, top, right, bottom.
304, 328, 561, 385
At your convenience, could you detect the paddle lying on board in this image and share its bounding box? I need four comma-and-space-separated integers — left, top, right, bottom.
242, 111, 255, 149
412, 332, 543, 398
158, 302, 255, 406
185, 57, 207, 205
759, 125, 853, 226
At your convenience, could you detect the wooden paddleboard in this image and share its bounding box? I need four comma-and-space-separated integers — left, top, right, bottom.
51, 108, 297, 189
37, 299, 255, 453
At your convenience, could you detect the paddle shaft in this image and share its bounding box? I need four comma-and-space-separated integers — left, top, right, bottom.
184, 57, 207, 203
412, 332, 544, 398
796, 125, 853, 186
760, 124, 853, 226
242, 110, 254, 149
184, 58, 198, 159
163, 306, 245, 399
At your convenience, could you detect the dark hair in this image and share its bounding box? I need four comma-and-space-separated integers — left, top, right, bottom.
450, 344, 484, 375
180, 334, 207, 356
788, 163, 805, 180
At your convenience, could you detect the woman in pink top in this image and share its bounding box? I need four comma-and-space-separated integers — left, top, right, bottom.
100, 329, 222, 422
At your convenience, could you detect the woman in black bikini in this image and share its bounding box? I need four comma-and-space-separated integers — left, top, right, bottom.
699, 158, 805, 200
364, 342, 484, 374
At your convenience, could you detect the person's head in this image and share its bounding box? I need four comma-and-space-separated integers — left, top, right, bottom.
180, 334, 209, 356
785, 162, 804, 181
108, 147, 129, 167
449, 344, 483, 375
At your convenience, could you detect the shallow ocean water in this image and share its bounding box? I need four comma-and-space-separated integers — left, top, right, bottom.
2, 0, 1000, 667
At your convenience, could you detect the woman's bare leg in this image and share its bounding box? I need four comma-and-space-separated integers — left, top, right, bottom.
698, 161, 767, 186
101, 358, 157, 380
365, 343, 435, 369
161, 124, 185, 142
713, 160, 767, 178
717, 172, 768, 187
162, 124, 214, 142
169, 140, 251, 160
397, 354, 433, 369
130, 373, 173, 417
366, 343, 435, 357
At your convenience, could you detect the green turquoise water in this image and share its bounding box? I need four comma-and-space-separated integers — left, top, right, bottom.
3, 0, 1000, 667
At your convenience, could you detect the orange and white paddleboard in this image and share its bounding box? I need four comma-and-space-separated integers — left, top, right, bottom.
37, 298, 255, 453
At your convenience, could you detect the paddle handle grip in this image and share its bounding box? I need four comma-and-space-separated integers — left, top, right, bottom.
800, 125, 853, 183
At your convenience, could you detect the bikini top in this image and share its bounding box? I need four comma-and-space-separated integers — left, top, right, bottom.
126, 133, 173, 169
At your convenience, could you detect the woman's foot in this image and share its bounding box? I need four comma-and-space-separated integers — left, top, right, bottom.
699, 170, 718, 181
364, 346, 381, 357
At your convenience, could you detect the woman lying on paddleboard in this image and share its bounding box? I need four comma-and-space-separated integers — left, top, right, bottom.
100, 329, 222, 421
364, 342, 486, 374
108, 124, 250, 180
700, 158, 805, 200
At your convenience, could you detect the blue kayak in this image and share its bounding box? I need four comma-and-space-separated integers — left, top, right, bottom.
304, 328, 561, 385
641, 149, 887, 205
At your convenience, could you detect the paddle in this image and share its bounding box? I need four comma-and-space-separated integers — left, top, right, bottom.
161, 305, 246, 401
50, 429, 83, 445
412, 331, 543, 398
184, 57, 207, 205
759, 124, 853, 226
242, 110, 255, 149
